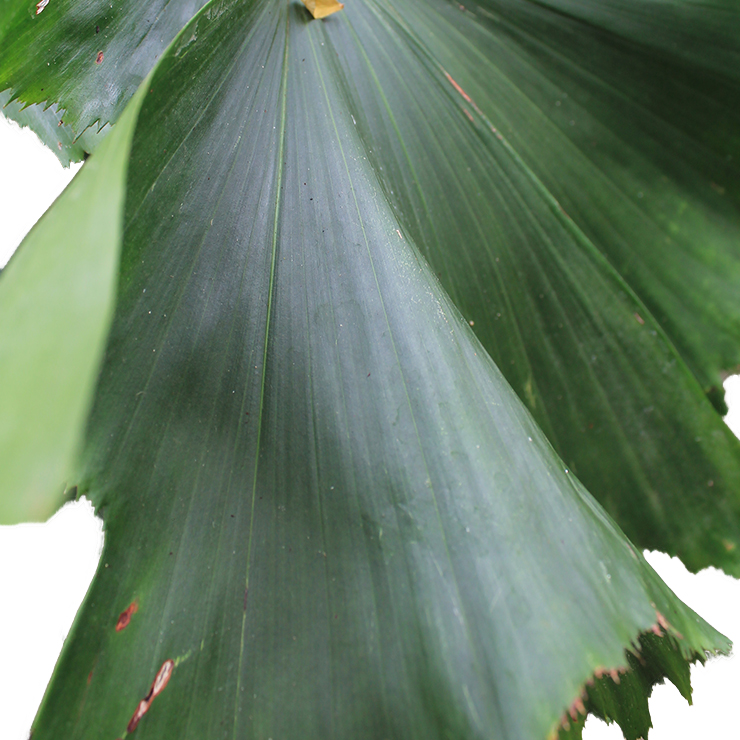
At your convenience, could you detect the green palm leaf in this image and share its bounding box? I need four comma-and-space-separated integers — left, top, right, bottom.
1, 0, 739, 737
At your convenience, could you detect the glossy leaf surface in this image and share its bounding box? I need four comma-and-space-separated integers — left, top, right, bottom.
330, 0, 740, 573
4, 0, 740, 574
22, 1, 730, 739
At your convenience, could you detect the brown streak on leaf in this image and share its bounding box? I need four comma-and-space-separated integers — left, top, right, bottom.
443, 70, 472, 104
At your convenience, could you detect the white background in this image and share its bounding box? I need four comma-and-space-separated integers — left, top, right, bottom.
0, 114, 738, 739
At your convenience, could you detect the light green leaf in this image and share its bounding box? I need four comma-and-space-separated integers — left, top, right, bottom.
0, 79, 146, 523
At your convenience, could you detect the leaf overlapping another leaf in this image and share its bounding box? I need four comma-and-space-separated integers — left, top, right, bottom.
0, 79, 146, 522
1, 0, 739, 738
3, 0, 730, 738
0, 0, 210, 157
4, 0, 740, 575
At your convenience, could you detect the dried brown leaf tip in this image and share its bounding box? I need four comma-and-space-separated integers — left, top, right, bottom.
126, 660, 174, 733
115, 600, 138, 632
301, 0, 344, 19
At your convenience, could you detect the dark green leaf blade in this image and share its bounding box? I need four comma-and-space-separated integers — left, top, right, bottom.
31, 2, 728, 739
0, 81, 145, 523
319, 0, 740, 573
403, 0, 740, 401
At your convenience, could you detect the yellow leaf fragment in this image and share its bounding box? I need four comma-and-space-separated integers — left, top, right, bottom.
301, 0, 344, 19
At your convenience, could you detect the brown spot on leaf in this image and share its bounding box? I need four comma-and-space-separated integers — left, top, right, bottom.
126, 660, 174, 733
634, 312, 645, 325
96, 51, 104, 64
115, 601, 138, 632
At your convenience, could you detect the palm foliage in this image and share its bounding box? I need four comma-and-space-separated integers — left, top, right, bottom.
1, 0, 739, 738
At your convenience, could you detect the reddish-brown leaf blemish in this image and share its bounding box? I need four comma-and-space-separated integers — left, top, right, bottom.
126, 660, 174, 733
115, 601, 138, 632
442, 67, 488, 122
96, 50, 104, 64
128, 699, 149, 733
443, 70, 472, 104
